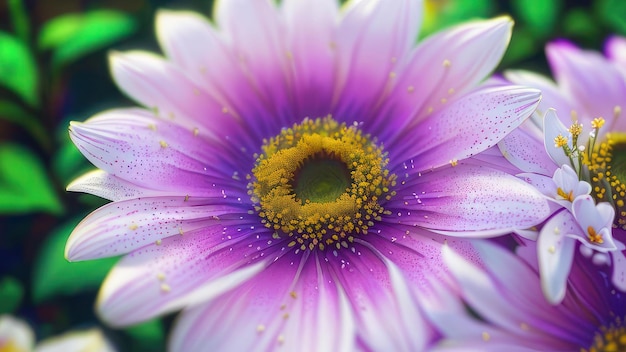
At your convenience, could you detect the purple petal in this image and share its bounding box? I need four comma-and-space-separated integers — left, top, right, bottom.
109, 51, 241, 137
611, 247, 626, 291
155, 10, 283, 142
547, 41, 626, 130
334, 0, 421, 132
606, 36, 626, 67
282, 0, 338, 118
537, 210, 577, 304
65, 197, 248, 260
498, 122, 557, 175
388, 164, 551, 236
442, 242, 541, 331
504, 69, 575, 121
169, 253, 356, 351
214, 0, 297, 130
68, 108, 249, 197
96, 229, 271, 326
379, 17, 513, 142
329, 241, 431, 351
391, 86, 540, 171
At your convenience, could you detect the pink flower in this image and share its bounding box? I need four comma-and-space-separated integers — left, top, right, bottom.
65, 0, 548, 349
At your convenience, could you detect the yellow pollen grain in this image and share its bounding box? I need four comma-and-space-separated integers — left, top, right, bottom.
155, 239, 162, 245
548, 245, 556, 254
482, 332, 490, 342
129, 223, 138, 231
222, 107, 229, 114
148, 124, 157, 131
614, 105, 622, 117
449, 159, 458, 167
591, 117, 606, 129
442, 59, 451, 67
157, 272, 166, 281
587, 226, 604, 244
389, 71, 396, 79
159, 140, 168, 148
556, 187, 574, 202
448, 88, 455, 95
277, 335, 285, 344
184, 195, 190, 202
554, 134, 568, 148
569, 122, 583, 137
407, 86, 415, 93
193, 127, 199, 136
257, 325, 265, 333
290, 291, 297, 299
178, 227, 184, 235
160, 283, 171, 292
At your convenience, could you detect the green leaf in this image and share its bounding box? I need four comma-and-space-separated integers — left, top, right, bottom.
597, 0, 626, 35
0, 144, 63, 214
0, 277, 24, 314
511, 0, 561, 38
126, 319, 165, 351
32, 217, 118, 302
0, 31, 38, 106
562, 9, 601, 41
38, 10, 138, 67
0, 100, 50, 149
501, 28, 539, 66
8, 0, 30, 44
53, 138, 90, 185
420, 0, 495, 38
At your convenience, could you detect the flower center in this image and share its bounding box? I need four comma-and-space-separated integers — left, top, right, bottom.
586, 132, 626, 230
249, 116, 396, 252
583, 317, 626, 352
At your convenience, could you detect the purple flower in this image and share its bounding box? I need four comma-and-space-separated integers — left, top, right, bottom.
65, 0, 549, 349
501, 40, 626, 301
428, 240, 626, 352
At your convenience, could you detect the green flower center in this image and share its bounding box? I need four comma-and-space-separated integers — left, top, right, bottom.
248, 116, 396, 252
587, 132, 626, 230
583, 316, 626, 352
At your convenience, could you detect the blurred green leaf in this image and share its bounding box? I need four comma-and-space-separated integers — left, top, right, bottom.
53, 138, 89, 185
502, 28, 539, 65
511, 0, 561, 38
0, 277, 24, 314
33, 217, 118, 302
0, 100, 50, 149
8, 0, 30, 44
0, 31, 38, 106
563, 9, 601, 41
420, 0, 494, 38
597, 0, 626, 35
38, 10, 138, 68
0, 144, 63, 214
126, 319, 165, 351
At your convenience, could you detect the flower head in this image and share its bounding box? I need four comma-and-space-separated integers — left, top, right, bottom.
430, 240, 626, 352
500, 39, 626, 300
65, 0, 548, 349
